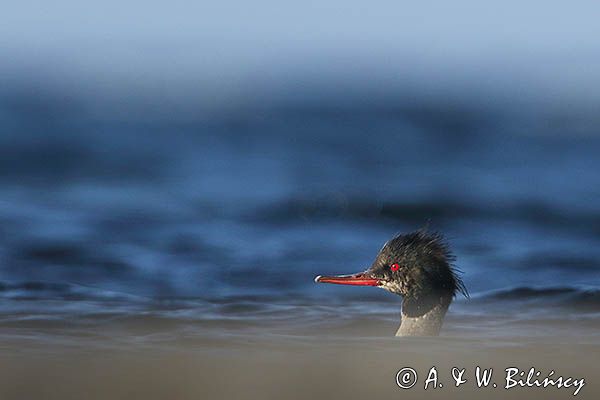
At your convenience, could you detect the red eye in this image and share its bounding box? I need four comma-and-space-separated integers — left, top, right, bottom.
390, 263, 400, 271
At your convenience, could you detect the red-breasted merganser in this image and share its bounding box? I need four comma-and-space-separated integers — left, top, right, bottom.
315, 231, 468, 336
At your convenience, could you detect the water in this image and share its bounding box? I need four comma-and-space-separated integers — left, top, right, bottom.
1, 91, 599, 339
1, 88, 600, 398
4, 0, 600, 394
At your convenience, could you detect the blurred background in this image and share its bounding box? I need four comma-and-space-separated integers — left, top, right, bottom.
0, 0, 600, 400
1, 2, 600, 393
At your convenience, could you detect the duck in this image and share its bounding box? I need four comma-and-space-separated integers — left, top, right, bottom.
315, 230, 467, 336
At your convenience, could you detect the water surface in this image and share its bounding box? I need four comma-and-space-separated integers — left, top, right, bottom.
1, 90, 599, 398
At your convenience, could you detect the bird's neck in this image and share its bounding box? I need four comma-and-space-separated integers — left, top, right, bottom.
396, 294, 452, 337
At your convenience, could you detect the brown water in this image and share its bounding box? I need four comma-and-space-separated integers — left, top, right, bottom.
1, 312, 598, 400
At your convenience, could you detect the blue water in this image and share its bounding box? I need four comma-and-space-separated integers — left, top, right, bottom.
1, 90, 599, 339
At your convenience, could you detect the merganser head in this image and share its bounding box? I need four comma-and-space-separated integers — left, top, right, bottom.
315, 230, 467, 336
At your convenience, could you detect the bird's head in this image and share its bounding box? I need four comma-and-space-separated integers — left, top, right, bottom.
315, 231, 467, 316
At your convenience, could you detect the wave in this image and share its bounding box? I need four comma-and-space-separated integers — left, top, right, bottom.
250, 197, 600, 231
0, 281, 145, 302
475, 286, 600, 312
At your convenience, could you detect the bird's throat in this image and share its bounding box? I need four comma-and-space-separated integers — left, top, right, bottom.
396, 295, 452, 336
